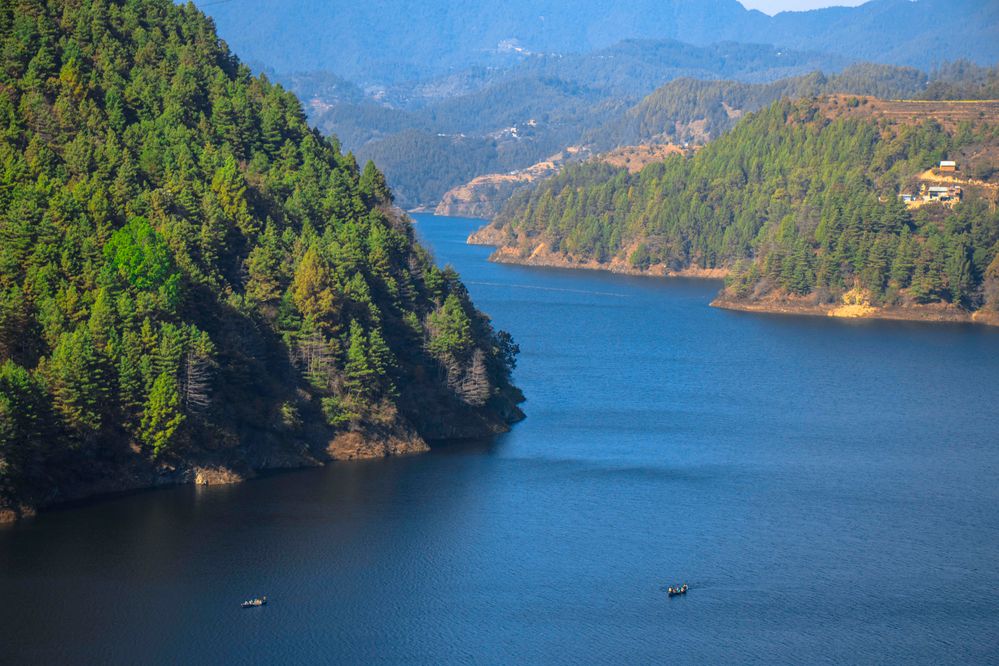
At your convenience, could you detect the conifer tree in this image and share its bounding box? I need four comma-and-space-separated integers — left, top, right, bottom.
359, 160, 393, 206
292, 246, 339, 329
45, 328, 107, 434
141, 372, 185, 457
345, 319, 375, 399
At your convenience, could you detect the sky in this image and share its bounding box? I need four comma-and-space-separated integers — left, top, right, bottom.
739, 0, 868, 14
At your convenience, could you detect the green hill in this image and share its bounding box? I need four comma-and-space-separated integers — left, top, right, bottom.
326, 59, 996, 209
0, 0, 522, 520
481, 97, 999, 322
588, 63, 934, 149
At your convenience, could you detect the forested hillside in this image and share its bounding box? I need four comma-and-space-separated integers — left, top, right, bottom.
480, 97, 999, 322
325, 58, 998, 209
0, 0, 522, 519
589, 63, 933, 149
194, 0, 999, 210
434, 63, 999, 219
332, 40, 845, 208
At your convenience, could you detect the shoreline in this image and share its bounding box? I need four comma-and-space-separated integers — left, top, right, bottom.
469, 233, 999, 328
1, 409, 525, 525
0, 439, 420, 526
0, 451, 423, 527
478, 241, 729, 280
711, 296, 999, 327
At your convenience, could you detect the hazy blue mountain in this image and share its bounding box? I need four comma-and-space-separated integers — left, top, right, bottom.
304, 40, 850, 207
197, 0, 757, 83
761, 0, 999, 69
197, 0, 998, 84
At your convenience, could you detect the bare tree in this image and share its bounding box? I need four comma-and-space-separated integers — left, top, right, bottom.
295, 329, 338, 391
457, 348, 491, 406
182, 351, 214, 414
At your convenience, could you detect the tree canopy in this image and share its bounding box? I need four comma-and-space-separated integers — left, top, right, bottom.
493, 98, 999, 313
0, 0, 520, 513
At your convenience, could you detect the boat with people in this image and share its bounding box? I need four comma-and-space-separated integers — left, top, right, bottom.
241, 596, 267, 608
667, 584, 688, 597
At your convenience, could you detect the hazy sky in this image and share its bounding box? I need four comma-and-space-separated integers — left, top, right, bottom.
739, 0, 868, 14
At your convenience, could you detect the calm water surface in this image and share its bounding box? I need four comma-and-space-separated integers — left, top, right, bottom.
2, 214, 998, 664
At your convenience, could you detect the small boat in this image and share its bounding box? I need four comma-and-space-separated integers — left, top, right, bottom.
667, 584, 688, 597
241, 596, 267, 608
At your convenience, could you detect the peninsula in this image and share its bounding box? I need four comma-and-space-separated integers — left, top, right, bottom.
472, 96, 999, 326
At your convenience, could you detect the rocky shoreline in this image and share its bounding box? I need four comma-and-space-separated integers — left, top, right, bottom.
0, 408, 522, 525
468, 230, 999, 328
470, 236, 728, 280
711, 295, 999, 327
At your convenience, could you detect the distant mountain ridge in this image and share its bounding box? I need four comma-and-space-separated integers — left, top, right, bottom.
351, 60, 997, 209
198, 0, 999, 83
338, 39, 848, 207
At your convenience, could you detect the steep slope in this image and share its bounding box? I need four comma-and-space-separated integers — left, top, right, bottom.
477, 97, 999, 324
0, 0, 522, 521
435, 145, 687, 219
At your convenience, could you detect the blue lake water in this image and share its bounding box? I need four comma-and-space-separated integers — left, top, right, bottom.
2, 213, 998, 664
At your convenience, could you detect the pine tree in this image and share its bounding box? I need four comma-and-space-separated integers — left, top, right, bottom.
458, 349, 491, 406
291, 246, 340, 329
181, 329, 215, 414
0, 361, 50, 490
367, 325, 397, 396
344, 319, 375, 399
45, 328, 107, 434
426, 294, 473, 361
155, 323, 185, 379
358, 160, 393, 206
88, 287, 116, 350
245, 222, 286, 304
141, 372, 185, 458
946, 242, 972, 307
890, 229, 916, 287
296, 325, 337, 390
210, 155, 258, 237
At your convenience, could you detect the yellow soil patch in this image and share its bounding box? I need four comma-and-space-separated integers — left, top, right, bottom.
597, 144, 688, 173
828, 288, 877, 318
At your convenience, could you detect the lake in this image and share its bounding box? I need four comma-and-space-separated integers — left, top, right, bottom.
2, 213, 998, 664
